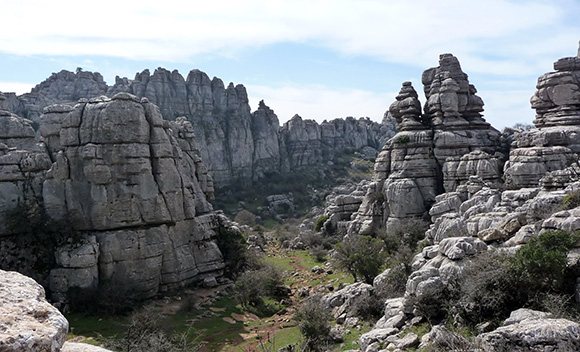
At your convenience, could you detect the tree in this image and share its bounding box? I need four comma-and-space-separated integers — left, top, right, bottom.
333, 235, 386, 284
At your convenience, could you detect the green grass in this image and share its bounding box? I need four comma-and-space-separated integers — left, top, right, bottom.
340, 323, 373, 351
263, 255, 295, 272
66, 313, 129, 343
261, 326, 301, 351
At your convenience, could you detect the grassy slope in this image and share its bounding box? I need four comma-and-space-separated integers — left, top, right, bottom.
66, 246, 359, 351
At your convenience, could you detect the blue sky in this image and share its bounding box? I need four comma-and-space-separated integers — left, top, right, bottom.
1, 0, 579, 128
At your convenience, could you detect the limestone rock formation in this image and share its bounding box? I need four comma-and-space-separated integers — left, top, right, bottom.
8, 68, 395, 188
349, 45, 580, 352
349, 54, 502, 235
478, 309, 580, 352
251, 100, 283, 179
504, 44, 580, 189
13, 69, 107, 122
0, 270, 68, 352
0, 92, 52, 234
41, 93, 223, 298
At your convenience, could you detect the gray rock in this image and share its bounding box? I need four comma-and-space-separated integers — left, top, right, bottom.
359, 328, 398, 352
0, 270, 68, 352
478, 317, 580, 352
62, 342, 114, 352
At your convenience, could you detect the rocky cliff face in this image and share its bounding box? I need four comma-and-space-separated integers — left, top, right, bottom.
340, 44, 580, 352
0, 92, 229, 300
8, 68, 394, 188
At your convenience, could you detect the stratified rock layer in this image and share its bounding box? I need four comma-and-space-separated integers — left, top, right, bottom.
0, 270, 68, 352
0, 92, 52, 234
42, 93, 223, 298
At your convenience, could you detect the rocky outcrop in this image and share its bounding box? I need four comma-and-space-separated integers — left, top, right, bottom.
346, 44, 580, 352
504, 45, 580, 189
0, 270, 68, 352
349, 54, 502, 236
7, 68, 395, 188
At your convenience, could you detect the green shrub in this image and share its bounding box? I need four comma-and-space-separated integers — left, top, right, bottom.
511, 230, 580, 293
232, 262, 286, 311
104, 307, 201, 352
294, 295, 331, 352
563, 191, 580, 210
215, 226, 248, 278
309, 246, 328, 263
451, 250, 521, 327
314, 216, 328, 232
234, 209, 256, 226
397, 135, 410, 144
449, 230, 580, 327
333, 235, 386, 284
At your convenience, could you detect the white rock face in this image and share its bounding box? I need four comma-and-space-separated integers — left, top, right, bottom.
0, 270, 68, 352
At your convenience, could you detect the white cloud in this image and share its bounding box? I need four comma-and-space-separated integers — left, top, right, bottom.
247, 84, 397, 123
1, 0, 577, 75
0, 82, 35, 95
479, 88, 537, 129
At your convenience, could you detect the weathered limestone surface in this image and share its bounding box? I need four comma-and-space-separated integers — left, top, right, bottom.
12, 69, 107, 122
41, 93, 224, 298
505, 45, 580, 189
478, 309, 580, 352
0, 270, 68, 352
349, 54, 502, 236
350, 45, 580, 352
0, 92, 52, 234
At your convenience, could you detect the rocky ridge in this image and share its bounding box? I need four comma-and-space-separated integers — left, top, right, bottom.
8, 68, 395, 188
323, 44, 580, 352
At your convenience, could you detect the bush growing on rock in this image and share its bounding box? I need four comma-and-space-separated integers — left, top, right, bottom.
562, 191, 580, 210
314, 215, 328, 232
215, 225, 248, 278
333, 235, 386, 284
294, 295, 332, 351
511, 230, 580, 294
451, 250, 521, 327
234, 209, 256, 226
232, 261, 286, 313
447, 230, 580, 327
